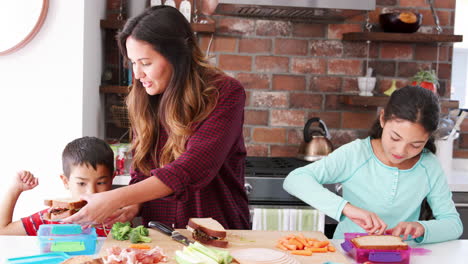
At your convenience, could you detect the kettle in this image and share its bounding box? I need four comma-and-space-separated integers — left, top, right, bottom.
298, 118, 333, 161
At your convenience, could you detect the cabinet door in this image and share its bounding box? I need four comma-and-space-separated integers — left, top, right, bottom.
453, 192, 468, 239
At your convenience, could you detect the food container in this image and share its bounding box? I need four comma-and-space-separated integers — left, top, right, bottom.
340, 233, 411, 264
379, 12, 422, 33
38, 224, 97, 255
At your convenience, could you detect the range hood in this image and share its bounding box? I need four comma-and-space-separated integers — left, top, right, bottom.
215, 0, 376, 22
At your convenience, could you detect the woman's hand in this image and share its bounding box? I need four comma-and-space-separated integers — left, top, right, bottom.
342, 203, 387, 235
63, 191, 122, 225
103, 204, 141, 227
386, 222, 425, 240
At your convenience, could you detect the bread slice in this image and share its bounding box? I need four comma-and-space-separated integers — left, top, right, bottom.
351, 235, 408, 250
44, 198, 87, 209
188, 217, 228, 248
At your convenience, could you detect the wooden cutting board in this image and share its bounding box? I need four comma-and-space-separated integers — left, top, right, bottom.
99, 229, 349, 264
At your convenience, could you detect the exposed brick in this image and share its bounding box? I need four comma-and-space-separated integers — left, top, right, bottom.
239, 38, 272, 53
291, 58, 326, 74
271, 110, 306, 127
252, 127, 287, 143
460, 134, 468, 149
343, 77, 359, 93
310, 76, 342, 92
433, 63, 452, 79
245, 90, 251, 106
325, 95, 341, 110
342, 112, 377, 129
199, 36, 237, 53
400, 0, 427, 7
306, 112, 341, 129
243, 127, 251, 142
397, 62, 432, 78
272, 75, 306, 91
275, 38, 308, 55
454, 149, 468, 159
369, 7, 384, 24
377, 79, 407, 94
246, 144, 268, 156
328, 24, 362, 39
415, 45, 449, 62
252, 91, 288, 108
287, 129, 303, 145
237, 73, 270, 90
328, 59, 362, 76
330, 130, 365, 149
380, 43, 413, 60
271, 145, 298, 157
343, 41, 378, 58
290, 93, 323, 109
255, 56, 289, 73
244, 110, 269, 125
418, 9, 451, 27
216, 17, 256, 35
310, 40, 343, 57
435, 0, 455, 9
292, 23, 326, 38
369, 61, 396, 77
256, 20, 291, 37
218, 54, 252, 71
376, 0, 397, 6
461, 119, 468, 132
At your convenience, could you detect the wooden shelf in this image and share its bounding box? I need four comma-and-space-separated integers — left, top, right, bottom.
341, 94, 459, 109
100, 85, 130, 94
342, 32, 463, 43
100, 18, 216, 33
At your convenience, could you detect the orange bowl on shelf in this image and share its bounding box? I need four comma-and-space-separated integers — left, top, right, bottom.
379, 12, 422, 33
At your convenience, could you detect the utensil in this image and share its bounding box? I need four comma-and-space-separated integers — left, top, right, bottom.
448, 109, 467, 140
148, 221, 193, 246
297, 118, 333, 161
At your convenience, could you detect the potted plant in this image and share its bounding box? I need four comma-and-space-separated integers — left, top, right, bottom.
411, 69, 438, 94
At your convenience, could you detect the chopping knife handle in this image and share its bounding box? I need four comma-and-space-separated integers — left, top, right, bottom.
148, 221, 173, 236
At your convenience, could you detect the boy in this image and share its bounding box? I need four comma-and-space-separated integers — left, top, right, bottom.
0, 136, 115, 237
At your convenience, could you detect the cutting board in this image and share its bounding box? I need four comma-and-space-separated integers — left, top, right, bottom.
99, 229, 349, 264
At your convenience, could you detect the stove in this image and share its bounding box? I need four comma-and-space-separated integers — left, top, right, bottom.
244, 156, 338, 206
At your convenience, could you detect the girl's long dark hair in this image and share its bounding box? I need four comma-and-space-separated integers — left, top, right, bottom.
368, 86, 440, 153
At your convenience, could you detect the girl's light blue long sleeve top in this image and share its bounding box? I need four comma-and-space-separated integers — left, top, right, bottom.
283, 137, 463, 243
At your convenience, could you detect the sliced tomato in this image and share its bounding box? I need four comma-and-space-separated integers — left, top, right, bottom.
411, 81, 437, 94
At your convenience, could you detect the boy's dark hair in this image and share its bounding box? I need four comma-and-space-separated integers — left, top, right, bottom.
368, 86, 440, 153
62, 137, 115, 177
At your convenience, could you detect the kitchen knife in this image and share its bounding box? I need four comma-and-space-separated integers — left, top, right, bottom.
148, 221, 193, 246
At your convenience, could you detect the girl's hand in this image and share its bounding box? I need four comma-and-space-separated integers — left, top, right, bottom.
342, 203, 387, 235
386, 222, 425, 240
103, 204, 141, 227
14, 170, 38, 192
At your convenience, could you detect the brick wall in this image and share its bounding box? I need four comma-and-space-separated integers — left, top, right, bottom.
198, 0, 468, 158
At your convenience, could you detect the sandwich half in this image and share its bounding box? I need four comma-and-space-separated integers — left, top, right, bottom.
44, 198, 87, 220
187, 217, 228, 248
351, 235, 409, 250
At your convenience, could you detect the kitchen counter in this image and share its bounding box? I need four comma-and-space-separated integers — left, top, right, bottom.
2, 235, 467, 264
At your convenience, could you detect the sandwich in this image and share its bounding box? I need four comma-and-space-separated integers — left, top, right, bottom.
44, 198, 87, 220
351, 235, 409, 250
187, 217, 228, 248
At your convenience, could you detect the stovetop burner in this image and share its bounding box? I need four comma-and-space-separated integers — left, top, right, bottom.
245, 156, 310, 177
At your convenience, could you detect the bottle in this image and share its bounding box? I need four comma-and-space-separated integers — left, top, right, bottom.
164, 0, 176, 8
179, 0, 191, 22
150, 0, 162, 6
115, 146, 130, 175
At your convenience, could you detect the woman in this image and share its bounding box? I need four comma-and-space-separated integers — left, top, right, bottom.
66, 6, 250, 229
284, 86, 462, 243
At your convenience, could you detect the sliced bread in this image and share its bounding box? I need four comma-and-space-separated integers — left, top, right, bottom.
351, 235, 408, 250
188, 217, 226, 238
44, 198, 87, 209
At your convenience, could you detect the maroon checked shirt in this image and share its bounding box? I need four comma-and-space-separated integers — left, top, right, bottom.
130, 75, 250, 230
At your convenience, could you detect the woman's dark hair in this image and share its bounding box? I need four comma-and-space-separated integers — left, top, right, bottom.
62, 137, 115, 178
368, 86, 440, 153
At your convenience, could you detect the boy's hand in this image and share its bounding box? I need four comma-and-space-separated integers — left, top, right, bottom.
14, 170, 39, 192
386, 221, 425, 240
342, 203, 387, 235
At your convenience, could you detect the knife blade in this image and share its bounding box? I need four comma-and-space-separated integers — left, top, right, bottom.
148, 221, 193, 246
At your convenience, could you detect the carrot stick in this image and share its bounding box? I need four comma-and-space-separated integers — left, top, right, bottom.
284, 244, 297, 250
295, 235, 309, 247
313, 241, 329, 248
328, 245, 336, 252
129, 244, 151, 249
288, 238, 304, 250
276, 243, 288, 251
290, 250, 313, 256
309, 247, 328, 253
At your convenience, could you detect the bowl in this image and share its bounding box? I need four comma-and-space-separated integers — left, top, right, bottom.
379, 12, 422, 33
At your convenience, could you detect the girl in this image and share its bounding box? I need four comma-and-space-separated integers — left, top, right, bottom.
284, 86, 462, 243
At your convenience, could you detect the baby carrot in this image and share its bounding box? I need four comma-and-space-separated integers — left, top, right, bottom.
290, 249, 313, 256
328, 245, 336, 252
288, 237, 304, 250
309, 247, 328, 253
129, 244, 151, 249
276, 243, 288, 251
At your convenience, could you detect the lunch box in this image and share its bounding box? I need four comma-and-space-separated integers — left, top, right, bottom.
37, 224, 97, 255
340, 233, 411, 264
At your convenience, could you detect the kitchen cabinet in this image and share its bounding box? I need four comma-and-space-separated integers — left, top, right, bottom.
453, 192, 468, 239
